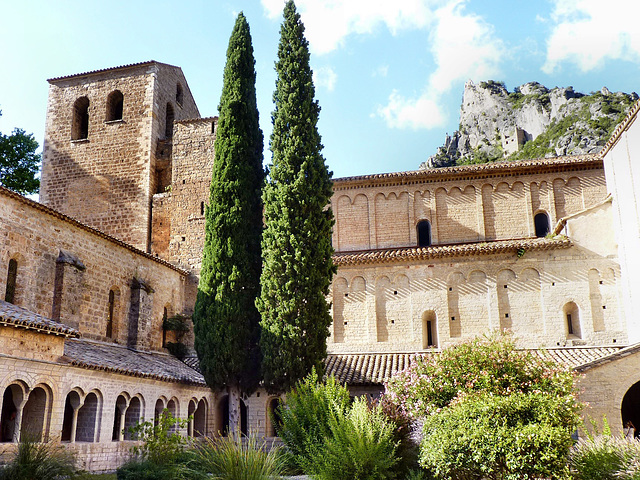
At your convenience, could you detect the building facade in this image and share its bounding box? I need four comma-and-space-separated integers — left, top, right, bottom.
1, 61, 640, 470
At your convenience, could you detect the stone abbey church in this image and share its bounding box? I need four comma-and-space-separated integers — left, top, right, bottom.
1, 60, 640, 471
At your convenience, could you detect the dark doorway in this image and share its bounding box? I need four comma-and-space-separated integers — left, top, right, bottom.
534, 212, 550, 237
417, 220, 432, 247
622, 381, 640, 438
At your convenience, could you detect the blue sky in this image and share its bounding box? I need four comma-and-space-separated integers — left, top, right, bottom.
1, 0, 639, 180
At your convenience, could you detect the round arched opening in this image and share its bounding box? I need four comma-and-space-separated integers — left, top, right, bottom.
622, 381, 640, 438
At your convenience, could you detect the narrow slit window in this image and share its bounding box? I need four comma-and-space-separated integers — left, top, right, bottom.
165, 103, 175, 138
176, 83, 184, 105
417, 220, 432, 247
106, 289, 115, 338
5, 259, 17, 304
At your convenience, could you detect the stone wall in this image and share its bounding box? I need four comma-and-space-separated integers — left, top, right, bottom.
0, 355, 214, 472
40, 62, 199, 252
332, 162, 606, 251
0, 188, 189, 351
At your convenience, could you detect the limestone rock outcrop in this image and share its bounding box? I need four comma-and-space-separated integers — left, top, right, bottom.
422, 81, 638, 168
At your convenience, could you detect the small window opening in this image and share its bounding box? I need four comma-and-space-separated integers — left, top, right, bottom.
451, 316, 456, 321
505, 313, 509, 318
165, 103, 175, 138
106, 90, 124, 121
393, 291, 397, 295
176, 83, 184, 105
200, 202, 205, 216
567, 314, 573, 335
5, 259, 17, 304
504, 285, 508, 288
106, 289, 115, 338
72, 96, 90, 140
162, 307, 168, 348
417, 220, 432, 247
534, 212, 550, 238
344, 293, 348, 297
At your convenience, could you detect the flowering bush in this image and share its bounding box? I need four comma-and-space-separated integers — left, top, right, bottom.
384, 333, 576, 419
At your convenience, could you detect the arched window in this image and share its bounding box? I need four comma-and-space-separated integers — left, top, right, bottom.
564, 302, 581, 338
1, 385, 21, 442
534, 212, 550, 238
176, 83, 183, 105
193, 399, 206, 437
240, 399, 248, 436
106, 90, 124, 121
165, 103, 174, 138
417, 220, 431, 247
422, 311, 437, 348
20, 386, 50, 442
72, 97, 90, 140
5, 258, 17, 304
622, 381, 640, 438
124, 397, 142, 440
76, 392, 99, 442
266, 397, 282, 437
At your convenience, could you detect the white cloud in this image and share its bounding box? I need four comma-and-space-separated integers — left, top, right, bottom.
373, 65, 389, 77
314, 66, 337, 91
378, 0, 504, 129
261, 0, 434, 54
377, 90, 446, 129
543, 0, 640, 73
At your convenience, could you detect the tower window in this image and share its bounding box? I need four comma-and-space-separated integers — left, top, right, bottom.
534, 212, 550, 238
165, 103, 175, 138
4, 259, 17, 304
417, 220, 432, 247
200, 202, 205, 216
106, 90, 124, 121
72, 96, 90, 140
176, 83, 184, 105
106, 289, 116, 338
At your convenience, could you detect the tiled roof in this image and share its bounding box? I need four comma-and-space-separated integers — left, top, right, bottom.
326, 346, 624, 385
63, 338, 207, 386
332, 154, 602, 189
0, 300, 79, 338
333, 237, 572, 266
0, 187, 189, 276
47, 60, 176, 83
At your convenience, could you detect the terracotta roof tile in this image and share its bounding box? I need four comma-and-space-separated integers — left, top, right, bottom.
333, 154, 602, 188
333, 237, 571, 266
326, 346, 624, 385
63, 338, 206, 385
0, 300, 79, 337
0, 187, 189, 276
47, 60, 176, 83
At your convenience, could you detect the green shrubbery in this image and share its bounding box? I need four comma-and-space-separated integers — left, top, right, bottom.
277, 370, 400, 480
569, 434, 640, 480
0, 439, 75, 480
384, 333, 582, 480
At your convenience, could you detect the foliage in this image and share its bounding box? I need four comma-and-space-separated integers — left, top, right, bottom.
192, 12, 264, 397
189, 432, 287, 480
0, 438, 76, 480
257, 0, 336, 394
0, 111, 40, 195
165, 341, 188, 360
116, 460, 190, 480
569, 436, 640, 480
163, 314, 190, 332
385, 333, 577, 419
309, 397, 399, 480
277, 369, 350, 470
127, 409, 190, 466
379, 394, 421, 475
420, 391, 578, 480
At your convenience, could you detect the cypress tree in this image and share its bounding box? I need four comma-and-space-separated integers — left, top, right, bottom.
192, 12, 264, 432
257, 0, 336, 394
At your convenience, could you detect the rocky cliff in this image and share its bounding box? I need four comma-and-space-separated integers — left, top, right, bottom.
421, 81, 638, 169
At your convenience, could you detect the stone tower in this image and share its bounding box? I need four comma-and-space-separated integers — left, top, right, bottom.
40, 61, 200, 252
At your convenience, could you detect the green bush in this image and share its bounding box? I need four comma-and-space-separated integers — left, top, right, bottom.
385, 333, 577, 419
116, 459, 190, 480
277, 369, 350, 471
128, 409, 190, 465
309, 397, 399, 480
189, 432, 286, 480
569, 435, 640, 480
420, 392, 578, 480
0, 438, 76, 480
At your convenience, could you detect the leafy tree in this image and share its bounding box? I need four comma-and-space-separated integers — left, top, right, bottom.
257, 0, 336, 393
192, 12, 264, 433
0, 111, 40, 194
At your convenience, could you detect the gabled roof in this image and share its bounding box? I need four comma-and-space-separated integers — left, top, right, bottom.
0, 300, 79, 338
326, 346, 624, 385
63, 338, 206, 386
333, 237, 572, 266
47, 60, 179, 83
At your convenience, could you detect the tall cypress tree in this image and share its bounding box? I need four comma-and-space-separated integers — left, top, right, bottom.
193, 12, 264, 432
257, 0, 336, 394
